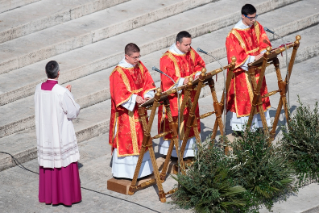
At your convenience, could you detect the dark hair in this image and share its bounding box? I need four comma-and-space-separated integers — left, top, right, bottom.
125, 43, 140, 55
45, 60, 59, 79
241, 4, 256, 16
176, 31, 191, 43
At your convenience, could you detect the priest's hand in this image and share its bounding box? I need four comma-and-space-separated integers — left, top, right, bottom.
254, 53, 264, 61
183, 78, 189, 85
66, 85, 72, 92
136, 96, 145, 104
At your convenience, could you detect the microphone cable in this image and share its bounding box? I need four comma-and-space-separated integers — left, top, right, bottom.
197, 48, 227, 137
264, 27, 290, 130
0, 151, 161, 213
152, 66, 182, 175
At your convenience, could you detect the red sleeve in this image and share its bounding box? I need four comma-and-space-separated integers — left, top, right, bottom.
193, 48, 206, 73
140, 62, 156, 95
160, 55, 180, 92
258, 22, 272, 52
109, 68, 133, 108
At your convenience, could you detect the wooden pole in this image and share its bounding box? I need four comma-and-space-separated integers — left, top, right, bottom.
247, 47, 271, 135
128, 89, 166, 202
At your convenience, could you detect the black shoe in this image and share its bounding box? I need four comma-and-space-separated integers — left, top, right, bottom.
232, 131, 242, 137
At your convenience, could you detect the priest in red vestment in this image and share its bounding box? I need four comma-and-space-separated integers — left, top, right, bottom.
158, 31, 205, 159
35, 61, 81, 205
226, 4, 272, 133
109, 43, 156, 179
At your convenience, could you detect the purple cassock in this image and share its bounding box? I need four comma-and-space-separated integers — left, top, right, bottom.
38, 80, 82, 206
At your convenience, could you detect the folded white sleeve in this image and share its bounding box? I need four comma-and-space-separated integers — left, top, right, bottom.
61, 90, 81, 120
121, 94, 137, 112
144, 90, 155, 99
240, 56, 256, 71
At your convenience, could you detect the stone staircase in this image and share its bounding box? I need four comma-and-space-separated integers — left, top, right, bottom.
1, 0, 319, 173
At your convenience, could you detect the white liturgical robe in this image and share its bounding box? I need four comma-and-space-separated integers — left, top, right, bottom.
35, 83, 80, 168
111, 58, 154, 179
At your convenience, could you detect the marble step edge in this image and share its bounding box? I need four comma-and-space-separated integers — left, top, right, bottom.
0, 0, 216, 74
0, 119, 108, 172
0, 0, 130, 44
0, 0, 40, 14
0, 0, 300, 106
0, 27, 318, 139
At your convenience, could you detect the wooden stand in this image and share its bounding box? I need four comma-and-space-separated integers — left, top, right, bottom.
178, 57, 237, 170
126, 88, 179, 202
246, 35, 301, 143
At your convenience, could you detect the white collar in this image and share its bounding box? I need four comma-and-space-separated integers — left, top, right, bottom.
118, 57, 134, 68
169, 43, 185, 55
47, 79, 58, 81
234, 19, 252, 30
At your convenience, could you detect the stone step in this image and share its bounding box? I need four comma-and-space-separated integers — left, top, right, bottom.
0, 0, 298, 106
0, 0, 39, 14
0, 0, 214, 75
1, 44, 319, 172
0, 98, 110, 171
0, 0, 129, 44
1, 2, 318, 139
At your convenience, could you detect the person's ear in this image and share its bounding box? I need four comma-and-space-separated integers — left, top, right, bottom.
241, 14, 245, 19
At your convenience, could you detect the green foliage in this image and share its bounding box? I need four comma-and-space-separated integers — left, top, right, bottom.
171, 140, 246, 213
281, 97, 319, 185
229, 128, 295, 212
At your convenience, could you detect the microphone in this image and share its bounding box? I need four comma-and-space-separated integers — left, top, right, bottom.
264, 26, 291, 123
197, 47, 224, 69
264, 27, 275, 35
196, 47, 226, 136
152, 66, 182, 163
197, 47, 208, 55
152, 66, 176, 84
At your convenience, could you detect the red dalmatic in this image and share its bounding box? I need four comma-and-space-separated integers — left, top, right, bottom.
158, 47, 205, 140
226, 21, 271, 117
109, 62, 155, 157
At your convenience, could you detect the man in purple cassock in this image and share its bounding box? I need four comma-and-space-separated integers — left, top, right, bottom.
34, 60, 82, 205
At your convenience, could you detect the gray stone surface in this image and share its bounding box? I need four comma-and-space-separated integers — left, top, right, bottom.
0, 0, 129, 43
0, 0, 299, 106
0, 0, 214, 74
0, 0, 39, 14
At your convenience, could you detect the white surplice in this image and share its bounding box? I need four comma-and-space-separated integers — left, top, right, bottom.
34, 83, 80, 168
230, 20, 271, 131
158, 44, 200, 158
111, 58, 155, 179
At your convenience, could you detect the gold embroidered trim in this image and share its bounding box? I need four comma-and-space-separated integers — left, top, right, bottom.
129, 111, 139, 154
246, 47, 260, 54
117, 67, 132, 91
236, 105, 271, 118
254, 22, 260, 43
111, 112, 119, 145
234, 76, 239, 114
234, 55, 249, 69
143, 88, 156, 96
131, 88, 143, 93
260, 47, 267, 53
138, 63, 144, 75
245, 72, 254, 103
231, 30, 246, 50
190, 48, 196, 64
116, 93, 133, 108
162, 52, 181, 77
